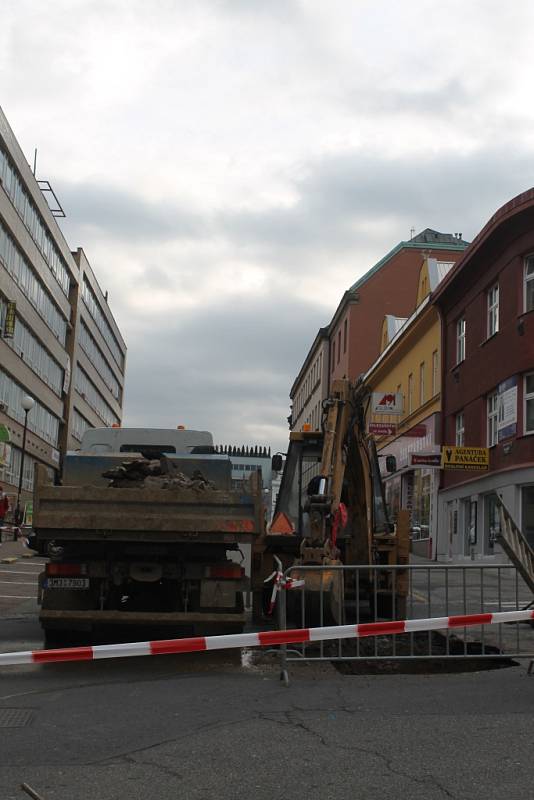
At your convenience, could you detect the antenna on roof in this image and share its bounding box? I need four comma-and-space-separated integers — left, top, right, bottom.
33, 148, 37, 177
410, 227, 415, 240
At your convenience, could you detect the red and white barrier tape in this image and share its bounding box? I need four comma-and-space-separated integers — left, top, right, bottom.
1, 609, 532, 667
264, 556, 304, 614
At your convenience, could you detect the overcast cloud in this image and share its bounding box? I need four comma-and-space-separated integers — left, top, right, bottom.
2, 0, 534, 451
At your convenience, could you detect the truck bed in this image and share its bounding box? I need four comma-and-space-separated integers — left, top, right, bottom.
33, 467, 261, 544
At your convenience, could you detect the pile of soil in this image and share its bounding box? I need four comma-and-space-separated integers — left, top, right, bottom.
103, 456, 216, 491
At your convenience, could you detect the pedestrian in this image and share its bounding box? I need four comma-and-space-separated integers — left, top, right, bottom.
0, 484, 9, 540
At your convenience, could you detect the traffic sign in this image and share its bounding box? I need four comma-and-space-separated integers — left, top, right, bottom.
441, 446, 489, 471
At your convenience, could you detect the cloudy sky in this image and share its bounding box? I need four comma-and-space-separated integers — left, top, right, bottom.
2, 0, 534, 451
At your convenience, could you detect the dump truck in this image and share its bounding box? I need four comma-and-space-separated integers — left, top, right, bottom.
252, 379, 410, 624
33, 428, 263, 644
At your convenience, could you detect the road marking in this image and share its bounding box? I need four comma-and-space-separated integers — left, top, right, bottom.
0, 594, 35, 599
0, 570, 40, 576
0, 581, 36, 586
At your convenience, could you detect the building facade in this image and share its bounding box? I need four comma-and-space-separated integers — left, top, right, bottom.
290, 327, 329, 432
329, 229, 469, 385
433, 190, 534, 560
364, 258, 454, 558
0, 107, 126, 512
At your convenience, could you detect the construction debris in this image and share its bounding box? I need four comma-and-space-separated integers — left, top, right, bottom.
103, 457, 216, 491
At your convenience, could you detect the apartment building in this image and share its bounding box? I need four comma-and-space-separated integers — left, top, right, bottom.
0, 107, 126, 511
329, 229, 469, 385
433, 189, 534, 560
289, 327, 329, 433
364, 258, 455, 559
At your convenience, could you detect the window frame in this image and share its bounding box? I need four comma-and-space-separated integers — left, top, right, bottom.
419, 361, 425, 406
487, 391, 499, 447
456, 317, 466, 364
525, 256, 534, 314
408, 373, 414, 415
432, 350, 439, 396
525, 372, 534, 435
487, 283, 499, 338
455, 412, 465, 446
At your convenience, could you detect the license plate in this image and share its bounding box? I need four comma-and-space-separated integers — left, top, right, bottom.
45, 578, 90, 590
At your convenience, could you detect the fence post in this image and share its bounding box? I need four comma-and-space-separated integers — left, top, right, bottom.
278, 580, 289, 686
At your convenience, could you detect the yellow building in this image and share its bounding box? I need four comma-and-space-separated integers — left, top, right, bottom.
364, 257, 456, 558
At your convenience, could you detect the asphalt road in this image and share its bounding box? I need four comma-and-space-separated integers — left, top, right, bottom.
1, 544, 534, 800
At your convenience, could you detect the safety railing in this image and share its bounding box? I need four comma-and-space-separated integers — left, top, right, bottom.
277, 563, 534, 677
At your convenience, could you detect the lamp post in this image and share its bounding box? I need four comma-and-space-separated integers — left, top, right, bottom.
15, 395, 34, 527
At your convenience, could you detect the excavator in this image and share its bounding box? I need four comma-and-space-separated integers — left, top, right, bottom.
252, 379, 410, 625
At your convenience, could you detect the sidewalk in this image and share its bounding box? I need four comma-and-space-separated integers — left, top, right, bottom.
0, 535, 38, 562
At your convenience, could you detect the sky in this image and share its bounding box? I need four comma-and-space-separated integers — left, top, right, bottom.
2, 0, 534, 452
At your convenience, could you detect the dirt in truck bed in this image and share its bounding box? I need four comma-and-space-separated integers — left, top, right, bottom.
103, 456, 217, 491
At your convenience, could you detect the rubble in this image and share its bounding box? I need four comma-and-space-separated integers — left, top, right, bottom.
102, 456, 216, 491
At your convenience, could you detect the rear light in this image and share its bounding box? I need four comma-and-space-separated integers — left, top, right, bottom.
46, 563, 87, 577
205, 564, 245, 579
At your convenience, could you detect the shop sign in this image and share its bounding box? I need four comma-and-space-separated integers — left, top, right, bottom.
371, 392, 403, 415
0, 442, 11, 467
411, 453, 441, 468
369, 422, 396, 436
441, 446, 489, 471
497, 376, 517, 441
404, 424, 427, 438
378, 413, 440, 474
2, 302, 16, 338
0, 424, 11, 467
23, 502, 33, 527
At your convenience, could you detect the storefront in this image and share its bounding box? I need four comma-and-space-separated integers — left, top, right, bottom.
437, 469, 534, 563
379, 413, 441, 559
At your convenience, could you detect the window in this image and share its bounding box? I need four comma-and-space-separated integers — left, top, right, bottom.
337, 330, 341, 363
455, 412, 465, 446
525, 373, 534, 434
343, 319, 347, 353
0, 143, 70, 295
0, 296, 64, 396
331, 341, 335, 372
432, 350, 439, 396
487, 392, 499, 446
456, 318, 466, 363
0, 219, 67, 344
0, 368, 60, 446
487, 284, 499, 337
75, 365, 120, 427
419, 362, 425, 406
82, 277, 125, 370
525, 256, 534, 313
71, 409, 93, 443
408, 373, 414, 414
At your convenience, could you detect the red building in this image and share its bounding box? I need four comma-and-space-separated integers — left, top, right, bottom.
329, 230, 468, 384
433, 190, 534, 561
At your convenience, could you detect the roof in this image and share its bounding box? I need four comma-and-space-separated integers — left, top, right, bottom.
349, 229, 469, 293
384, 315, 408, 341
426, 258, 456, 291
432, 188, 534, 304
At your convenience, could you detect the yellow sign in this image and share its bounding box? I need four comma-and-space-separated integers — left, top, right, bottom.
3, 302, 16, 338
441, 446, 489, 471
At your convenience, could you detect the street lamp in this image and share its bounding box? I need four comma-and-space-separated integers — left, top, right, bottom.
15, 395, 34, 527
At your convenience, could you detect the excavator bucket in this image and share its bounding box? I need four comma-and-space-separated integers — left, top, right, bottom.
287, 566, 344, 626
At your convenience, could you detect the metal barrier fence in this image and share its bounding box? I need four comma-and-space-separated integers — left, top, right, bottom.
278, 564, 534, 675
